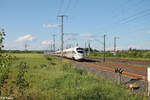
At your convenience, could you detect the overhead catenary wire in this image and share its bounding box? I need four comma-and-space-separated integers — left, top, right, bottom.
121, 11, 150, 24
57, 0, 65, 16
91, 38, 103, 45
120, 8, 150, 23
109, 0, 141, 21
106, 0, 150, 35
131, 0, 146, 12
63, 0, 72, 15
73, 0, 79, 9
101, 0, 148, 31
116, 0, 150, 25
121, 0, 145, 13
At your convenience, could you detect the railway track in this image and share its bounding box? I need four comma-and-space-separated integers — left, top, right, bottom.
55, 56, 147, 81
53, 55, 148, 92
67, 58, 147, 81
78, 61, 147, 81
88, 57, 150, 66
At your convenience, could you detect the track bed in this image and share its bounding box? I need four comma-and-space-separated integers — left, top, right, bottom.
89, 57, 150, 67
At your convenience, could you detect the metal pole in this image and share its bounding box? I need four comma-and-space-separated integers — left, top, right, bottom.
53, 34, 55, 52
85, 42, 86, 49
114, 37, 119, 55
114, 37, 116, 52
51, 43, 53, 52
61, 16, 64, 63
76, 43, 78, 46
88, 40, 90, 57
25, 41, 27, 51
104, 34, 106, 62
57, 15, 66, 63
148, 68, 150, 96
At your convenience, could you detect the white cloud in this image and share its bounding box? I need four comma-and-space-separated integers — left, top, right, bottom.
148, 30, 150, 34
15, 34, 35, 42
80, 33, 92, 37
41, 40, 53, 45
42, 24, 59, 28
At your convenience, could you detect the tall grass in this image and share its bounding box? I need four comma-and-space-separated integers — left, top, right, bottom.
6, 53, 148, 100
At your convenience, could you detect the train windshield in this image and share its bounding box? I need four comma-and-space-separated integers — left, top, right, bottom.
77, 51, 84, 53
76, 48, 83, 51
76, 48, 84, 54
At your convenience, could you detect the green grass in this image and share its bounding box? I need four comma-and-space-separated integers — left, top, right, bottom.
107, 57, 150, 61
90, 54, 150, 61
93, 58, 148, 68
3, 53, 148, 100
90, 55, 150, 67
10, 53, 51, 66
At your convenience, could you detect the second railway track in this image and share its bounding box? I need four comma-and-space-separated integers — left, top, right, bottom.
89, 57, 150, 66
78, 61, 147, 81
58, 56, 147, 81
72, 59, 147, 81
53, 55, 148, 93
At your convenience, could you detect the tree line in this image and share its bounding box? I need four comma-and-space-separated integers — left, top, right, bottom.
85, 48, 150, 59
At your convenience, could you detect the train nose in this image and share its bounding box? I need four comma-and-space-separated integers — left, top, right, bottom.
79, 54, 84, 57
78, 54, 84, 58
79, 53, 83, 55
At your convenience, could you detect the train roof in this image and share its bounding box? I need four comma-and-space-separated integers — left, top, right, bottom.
63, 46, 79, 52
55, 46, 83, 53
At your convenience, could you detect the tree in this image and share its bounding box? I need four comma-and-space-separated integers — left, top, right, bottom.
0, 29, 5, 51
0, 29, 13, 96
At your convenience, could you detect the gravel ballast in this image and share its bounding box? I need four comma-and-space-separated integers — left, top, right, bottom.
71, 61, 147, 93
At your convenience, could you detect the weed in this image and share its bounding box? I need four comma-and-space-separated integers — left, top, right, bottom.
16, 62, 29, 96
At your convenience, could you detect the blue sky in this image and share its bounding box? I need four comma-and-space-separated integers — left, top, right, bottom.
0, 0, 150, 50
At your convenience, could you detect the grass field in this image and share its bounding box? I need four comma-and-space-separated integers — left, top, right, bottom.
90, 55, 150, 61
105, 57, 150, 61
1, 53, 148, 100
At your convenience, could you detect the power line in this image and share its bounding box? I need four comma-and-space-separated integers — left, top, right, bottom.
131, 0, 146, 12
63, 0, 72, 14
122, 0, 145, 12
88, 40, 90, 57
120, 8, 150, 23
107, 0, 138, 22
92, 38, 103, 45
85, 41, 86, 49
103, 34, 106, 62
101, 0, 148, 31
122, 12, 150, 24
53, 34, 55, 52
73, 0, 79, 9
57, 0, 65, 15
114, 37, 119, 53
25, 42, 28, 51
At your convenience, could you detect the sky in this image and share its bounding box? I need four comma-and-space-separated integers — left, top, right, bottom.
0, 0, 150, 51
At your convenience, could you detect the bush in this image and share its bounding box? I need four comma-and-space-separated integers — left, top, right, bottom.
143, 51, 150, 58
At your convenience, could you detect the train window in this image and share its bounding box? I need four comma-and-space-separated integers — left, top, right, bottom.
67, 51, 71, 54
66, 51, 69, 54
72, 51, 76, 54
77, 51, 84, 53
76, 48, 83, 51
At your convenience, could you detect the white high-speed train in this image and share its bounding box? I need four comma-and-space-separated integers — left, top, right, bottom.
54, 47, 85, 60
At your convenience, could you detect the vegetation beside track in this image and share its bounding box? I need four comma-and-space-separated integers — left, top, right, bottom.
87, 48, 150, 60
0, 53, 148, 100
